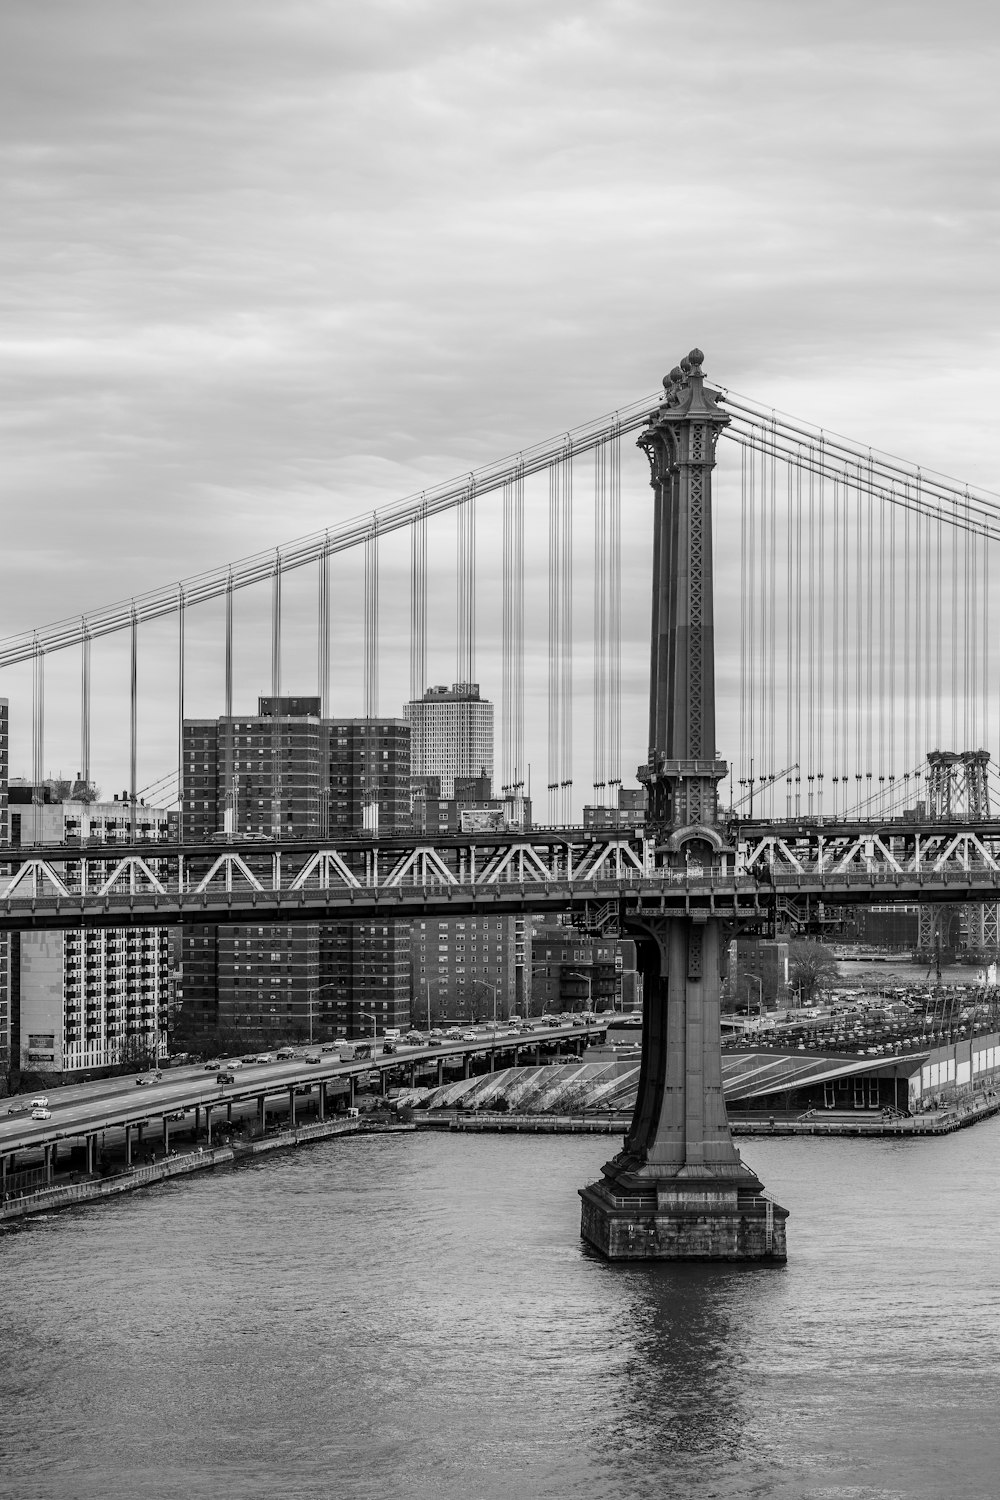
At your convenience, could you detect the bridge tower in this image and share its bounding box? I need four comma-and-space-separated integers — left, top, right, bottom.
580, 350, 788, 1260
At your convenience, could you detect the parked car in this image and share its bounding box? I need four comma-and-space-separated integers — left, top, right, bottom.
31, 1107, 52, 1120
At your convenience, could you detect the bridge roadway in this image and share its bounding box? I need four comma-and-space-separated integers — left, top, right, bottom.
4, 820, 1000, 930
0, 1021, 606, 1170
0, 867, 998, 932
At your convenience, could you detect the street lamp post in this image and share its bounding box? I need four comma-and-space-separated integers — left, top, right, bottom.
357, 1008, 379, 1050
747, 973, 764, 1027
566, 970, 593, 1015
475, 982, 497, 1044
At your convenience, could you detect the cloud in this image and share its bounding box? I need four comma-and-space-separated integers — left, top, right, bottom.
1, 0, 998, 799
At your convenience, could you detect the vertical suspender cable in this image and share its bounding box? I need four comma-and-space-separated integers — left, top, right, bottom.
410, 501, 427, 783
593, 438, 607, 805
830, 477, 839, 815
224, 567, 235, 835
561, 442, 573, 825
817, 458, 825, 816
129, 605, 138, 841
410, 502, 427, 706
271, 551, 282, 837
739, 444, 748, 795
225, 569, 234, 720
456, 479, 476, 779
364, 521, 378, 719
767, 424, 777, 811
80, 622, 91, 790
608, 422, 621, 801
501, 463, 525, 813
318, 538, 331, 719
363, 521, 379, 830
748, 435, 760, 808
177, 587, 186, 841
32, 637, 44, 829
785, 457, 794, 818
547, 459, 558, 824
982, 518, 990, 762
807, 456, 815, 811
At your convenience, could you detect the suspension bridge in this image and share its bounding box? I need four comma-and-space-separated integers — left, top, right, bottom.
5, 348, 1000, 1259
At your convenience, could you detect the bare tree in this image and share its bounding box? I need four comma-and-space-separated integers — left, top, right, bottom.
789, 940, 840, 1004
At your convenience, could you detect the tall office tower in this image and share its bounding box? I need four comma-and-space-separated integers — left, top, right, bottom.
10, 788, 173, 1077
178, 698, 411, 1045
404, 683, 493, 798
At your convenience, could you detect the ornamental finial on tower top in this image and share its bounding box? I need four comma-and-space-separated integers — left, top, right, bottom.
688, 347, 705, 369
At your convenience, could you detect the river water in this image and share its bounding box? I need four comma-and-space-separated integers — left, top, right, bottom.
2, 1122, 1000, 1500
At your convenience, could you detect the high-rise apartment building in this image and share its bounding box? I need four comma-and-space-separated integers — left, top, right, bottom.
404, 683, 493, 798
411, 915, 519, 1025
403, 699, 527, 1020
10, 790, 174, 1076
178, 698, 412, 1044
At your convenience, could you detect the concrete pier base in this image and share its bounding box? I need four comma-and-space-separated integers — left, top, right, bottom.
580, 1162, 786, 1261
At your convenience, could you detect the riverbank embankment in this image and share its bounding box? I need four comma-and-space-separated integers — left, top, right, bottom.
0, 1115, 413, 1225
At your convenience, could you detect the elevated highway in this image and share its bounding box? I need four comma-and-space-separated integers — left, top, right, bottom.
0, 1021, 606, 1187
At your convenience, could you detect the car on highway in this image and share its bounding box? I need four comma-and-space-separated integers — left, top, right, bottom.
320, 1042, 339, 1053
240, 1054, 258, 1065
304, 1053, 322, 1065
7, 1102, 26, 1115
216, 1070, 235, 1084
30, 1096, 49, 1108
227, 1059, 244, 1069
31, 1107, 52, 1120
276, 1048, 297, 1060
203, 1059, 222, 1070
255, 1053, 274, 1064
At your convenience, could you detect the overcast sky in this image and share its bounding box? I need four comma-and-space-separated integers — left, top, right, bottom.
3, 0, 999, 804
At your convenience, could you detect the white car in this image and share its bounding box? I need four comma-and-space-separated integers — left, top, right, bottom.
30, 1096, 49, 1108
31, 1107, 52, 1120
